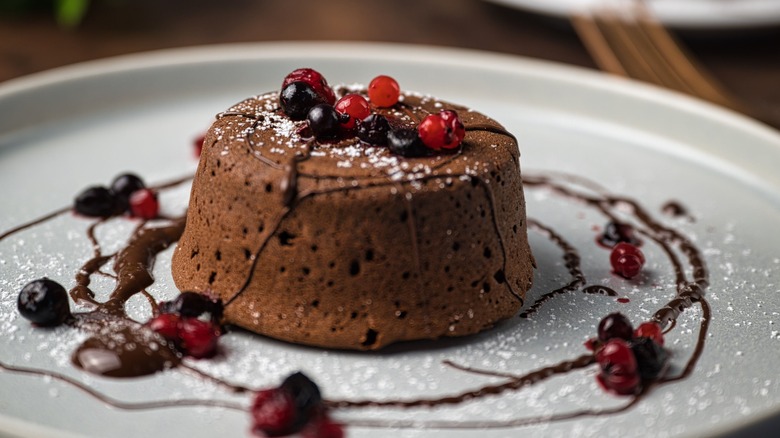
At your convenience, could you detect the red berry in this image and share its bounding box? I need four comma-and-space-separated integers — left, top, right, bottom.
282, 68, 335, 105
301, 417, 344, 438
368, 75, 400, 108
610, 242, 645, 278
583, 337, 599, 352
596, 339, 641, 395
439, 110, 466, 145
252, 388, 297, 437
597, 312, 634, 342
596, 369, 641, 396
634, 321, 664, 346
596, 339, 638, 375
129, 188, 159, 220
334, 94, 371, 130
147, 313, 182, 340
418, 111, 466, 150
193, 133, 206, 158
179, 318, 220, 359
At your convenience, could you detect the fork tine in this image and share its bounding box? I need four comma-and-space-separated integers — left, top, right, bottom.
572, 3, 778, 128
573, 12, 676, 89
633, 10, 748, 113
575, 8, 704, 97
570, 13, 629, 77
606, 15, 701, 95
594, 13, 681, 89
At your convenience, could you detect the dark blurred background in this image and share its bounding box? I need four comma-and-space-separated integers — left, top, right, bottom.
1, 0, 778, 120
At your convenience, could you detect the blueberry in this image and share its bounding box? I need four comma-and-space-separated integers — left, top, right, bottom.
159, 291, 223, 322
388, 128, 431, 158
630, 336, 669, 380
17, 278, 71, 326
74, 186, 118, 217
280, 81, 327, 120
281, 372, 322, 426
357, 114, 390, 145
110, 173, 145, 213
306, 104, 342, 140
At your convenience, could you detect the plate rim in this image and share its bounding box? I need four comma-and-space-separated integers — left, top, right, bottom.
1, 41, 777, 138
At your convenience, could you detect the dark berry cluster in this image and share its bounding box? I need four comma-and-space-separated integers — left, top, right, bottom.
597, 221, 646, 279
251, 372, 342, 438
278, 69, 467, 157
585, 313, 668, 395
74, 173, 158, 219
17, 278, 71, 326
146, 292, 223, 359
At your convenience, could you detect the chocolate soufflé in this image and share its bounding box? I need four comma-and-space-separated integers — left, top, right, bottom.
171, 85, 534, 350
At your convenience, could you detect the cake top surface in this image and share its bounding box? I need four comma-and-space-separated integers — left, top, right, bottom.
207, 86, 519, 188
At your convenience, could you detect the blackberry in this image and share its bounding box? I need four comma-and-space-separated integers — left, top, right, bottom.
74, 186, 117, 217
357, 114, 390, 145
280, 81, 327, 120
17, 278, 71, 326
307, 104, 342, 140
599, 221, 642, 248
631, 336, 669, 380
110, 173, 145, 213
387, 128, 431, 158
597, 312, 634, 342
159, 291, 223, 322
281, 372, 323, 427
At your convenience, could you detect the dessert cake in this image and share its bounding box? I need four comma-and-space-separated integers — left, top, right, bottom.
171, 70, 535, 349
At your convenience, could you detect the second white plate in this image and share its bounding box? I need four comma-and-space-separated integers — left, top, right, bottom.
485, 0, 780, 30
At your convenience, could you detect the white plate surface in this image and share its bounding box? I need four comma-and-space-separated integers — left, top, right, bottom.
1, 42, 780, 438
485, 0, 780, 29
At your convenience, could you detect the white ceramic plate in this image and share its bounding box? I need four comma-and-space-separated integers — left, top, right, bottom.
485, 0, 780, 30
1, 43, 780, 438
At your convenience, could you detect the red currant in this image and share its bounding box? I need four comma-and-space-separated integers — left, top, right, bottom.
368, 75, 400, 108
301, 417, 344, 438
596, 369, 641, 396
596, 339, 641, 395
583, 337, 599, 352
610, 242, 645, 278
179, 318, 220, 359
193, 133, 205, 158
251, 388, 297, 437
634, 321, 664, 346
147, 313, 182, 340
334, 94, 371, 130
129, 188, 159, 220
282, 68, 335, 104
440, 109, 466, 143
418, 111, 466, 150
596, 339, 638, 374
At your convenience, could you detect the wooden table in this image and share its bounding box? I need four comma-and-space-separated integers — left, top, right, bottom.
1, 0, 778, 125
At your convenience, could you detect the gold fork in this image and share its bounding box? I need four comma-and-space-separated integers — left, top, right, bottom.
570, 2, 773, 126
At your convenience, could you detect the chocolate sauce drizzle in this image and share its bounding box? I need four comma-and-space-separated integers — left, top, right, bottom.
0, 106, 712, 432
519, 218, 585, 318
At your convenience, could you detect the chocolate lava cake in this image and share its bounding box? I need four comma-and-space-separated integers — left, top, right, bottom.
171, 70, 535, 349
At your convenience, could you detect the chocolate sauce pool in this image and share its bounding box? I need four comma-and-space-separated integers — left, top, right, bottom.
0, 137, 710, 432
